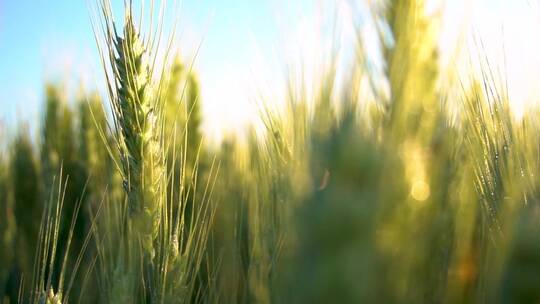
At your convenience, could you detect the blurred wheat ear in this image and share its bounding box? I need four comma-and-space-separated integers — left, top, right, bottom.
30, 166, 90, 304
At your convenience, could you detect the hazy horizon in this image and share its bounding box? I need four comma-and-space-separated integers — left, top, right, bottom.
1, 0, 539, 142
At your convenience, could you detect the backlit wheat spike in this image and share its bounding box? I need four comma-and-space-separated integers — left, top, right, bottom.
107, 7, 165, 259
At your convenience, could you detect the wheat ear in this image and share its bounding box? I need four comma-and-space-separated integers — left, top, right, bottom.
98, 4, 165, 258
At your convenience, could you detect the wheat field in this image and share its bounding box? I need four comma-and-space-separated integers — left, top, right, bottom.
1, 0, 540, 303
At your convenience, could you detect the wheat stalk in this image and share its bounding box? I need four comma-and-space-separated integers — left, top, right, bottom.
97, 1, 165, 259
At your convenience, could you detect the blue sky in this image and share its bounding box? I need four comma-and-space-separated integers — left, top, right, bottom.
0, 1, 92, 122
0, 0, 314, 139
1, 0, 539, 140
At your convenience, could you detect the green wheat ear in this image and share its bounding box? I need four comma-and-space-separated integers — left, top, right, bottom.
105, 7, 165, 259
